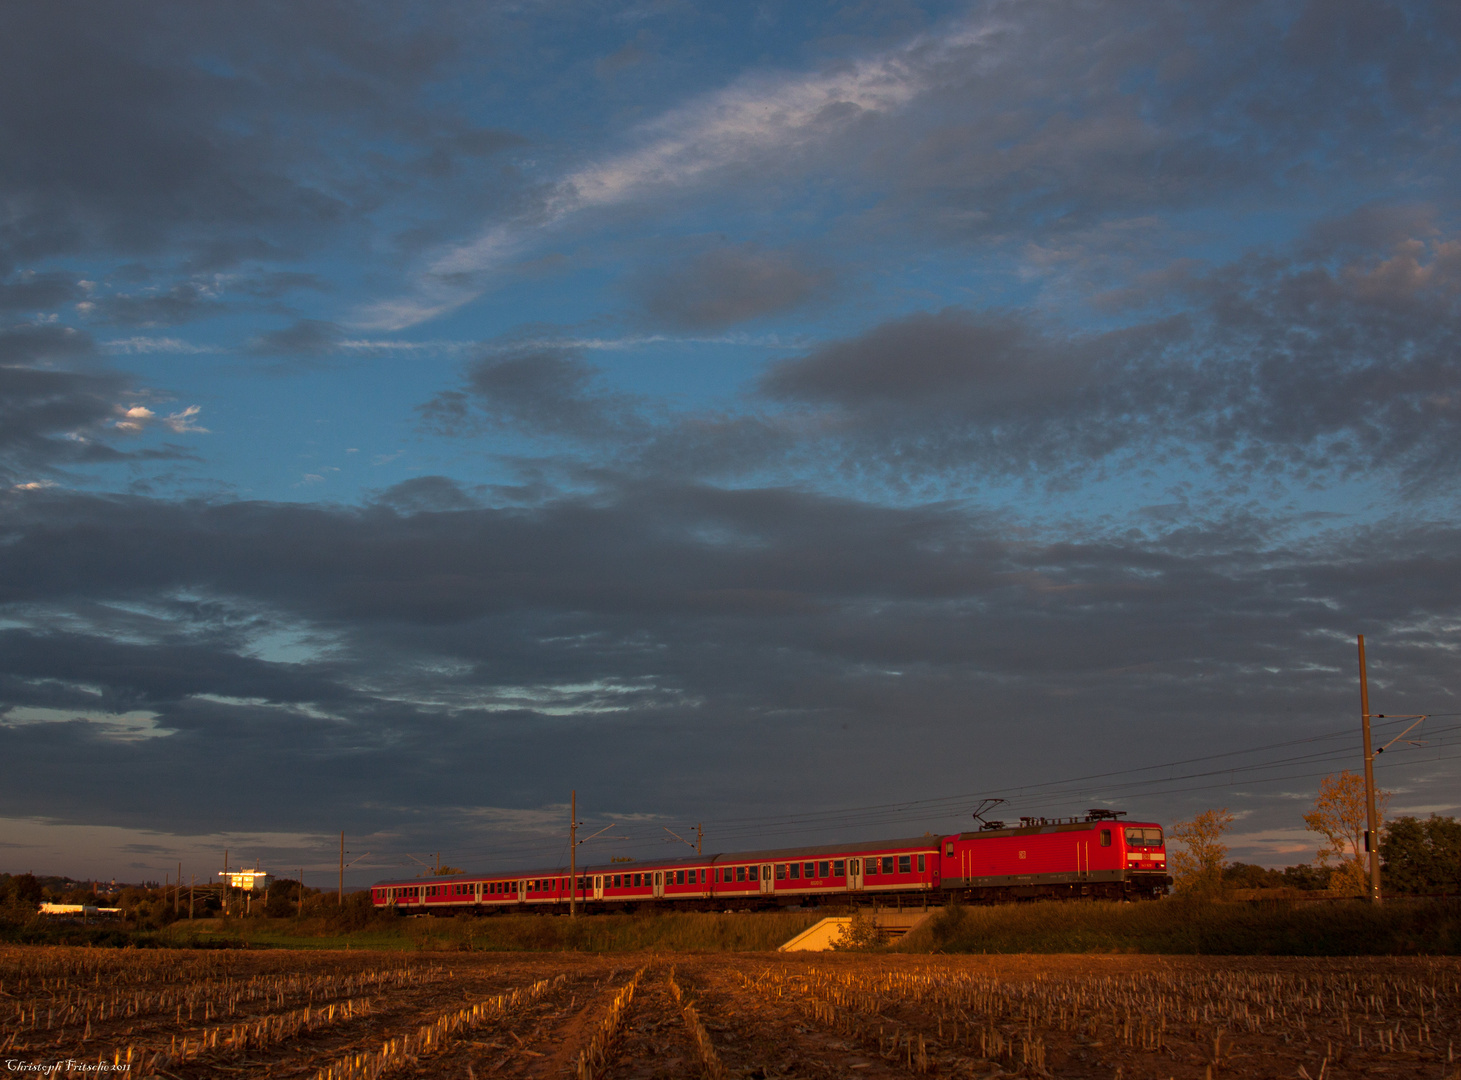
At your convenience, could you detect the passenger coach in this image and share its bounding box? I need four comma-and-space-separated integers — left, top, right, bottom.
371, 811, 1169, 913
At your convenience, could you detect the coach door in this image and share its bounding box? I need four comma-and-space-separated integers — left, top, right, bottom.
653, 871, 665, 898
847, 858, 863, 891
517, 880, 526, 902
760, 864, 774, 894
593, 875, 604, 900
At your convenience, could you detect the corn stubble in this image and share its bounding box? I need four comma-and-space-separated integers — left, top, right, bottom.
3, 946, 1460, 1078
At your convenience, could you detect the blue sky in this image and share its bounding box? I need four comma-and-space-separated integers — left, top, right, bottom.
3, 0, 1460, 885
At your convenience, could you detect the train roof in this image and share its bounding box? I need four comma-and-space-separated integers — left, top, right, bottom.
370, 834, 943, 888
953, 819, 1163, 840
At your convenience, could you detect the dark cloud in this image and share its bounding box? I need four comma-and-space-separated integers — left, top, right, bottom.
0, 364, 131, 477
0, 1, 521, 281
248, 318, 344, 358
90, 283, 224, 327
0, 272, 83, 312
0, 629, 351, 713
0, 323, 203, 481
757, 223, 1461, 489
1, 484, 1458, 845
419, 349, 651, 443
863, 0, 1461, 245
374, 475, 477, 512
636, 244, 833, 330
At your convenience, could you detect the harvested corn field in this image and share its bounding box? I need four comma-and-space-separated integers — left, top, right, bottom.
2, 946, 1459, 1078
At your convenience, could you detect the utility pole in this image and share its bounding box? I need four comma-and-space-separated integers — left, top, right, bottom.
189, 874, 194, 920
1357, 635, 1382, 903
696, 823, 703, 856
223, 848, 229, 917
570, 790, 577, 919
299, 869, 305, 920
339, 832, 345, 907
175, 862, 181, 916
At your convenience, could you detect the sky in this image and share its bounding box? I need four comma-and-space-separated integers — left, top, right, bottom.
3, 0, 1460, 887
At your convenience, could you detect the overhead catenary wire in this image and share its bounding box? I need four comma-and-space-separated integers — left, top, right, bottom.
388, 713, 1460, 871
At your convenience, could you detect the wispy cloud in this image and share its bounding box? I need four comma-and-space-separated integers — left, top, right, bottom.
103, 337, 223, 355
112, 403, 209, 435
356, 16, 998, 329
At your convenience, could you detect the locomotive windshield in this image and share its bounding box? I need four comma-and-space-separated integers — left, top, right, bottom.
1124, 827, 1164, 848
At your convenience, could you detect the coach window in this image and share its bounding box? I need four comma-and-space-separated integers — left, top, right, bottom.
883, 856, 895, 874
1100, 830, 1112, 847
898, 856, 911, 874
833, 860, 845, 877
865, 859, 876, 875
735, 866, 746, 882
799, 862, 811, 878
818, 861, 830, 878
775, 864, 786, 880
749, 866, 759, 881
788, 863, 800, 879
918, 855, 926, 872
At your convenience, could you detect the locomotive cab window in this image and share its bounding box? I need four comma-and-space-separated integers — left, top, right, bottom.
1125, 827, 1163, 848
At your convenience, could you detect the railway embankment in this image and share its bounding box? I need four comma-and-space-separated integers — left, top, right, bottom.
6, 897, 1459, 954
898, 895, 1461, 955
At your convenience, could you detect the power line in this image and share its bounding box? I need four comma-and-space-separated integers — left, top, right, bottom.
374, 713, 1461, 871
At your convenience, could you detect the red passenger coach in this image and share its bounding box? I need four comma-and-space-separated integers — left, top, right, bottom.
941, 812, 1169, 901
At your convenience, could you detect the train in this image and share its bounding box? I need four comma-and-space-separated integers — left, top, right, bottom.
371, 810, 1169, 913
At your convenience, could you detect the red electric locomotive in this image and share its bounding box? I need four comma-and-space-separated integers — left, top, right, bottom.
941, 811, 1168, 901
370, 810, 1168, 913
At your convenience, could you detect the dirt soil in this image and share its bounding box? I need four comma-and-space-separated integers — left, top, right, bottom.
3, 947, 1458, 1078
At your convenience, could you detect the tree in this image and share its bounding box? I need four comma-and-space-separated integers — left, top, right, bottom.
1303, 770, 1390, 896
1170, 808, 1235, 897
1382, 815, 1461, 895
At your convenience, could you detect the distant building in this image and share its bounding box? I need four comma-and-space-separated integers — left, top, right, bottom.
220, 869, 272, 891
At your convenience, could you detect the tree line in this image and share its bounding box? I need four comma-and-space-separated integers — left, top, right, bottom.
1171, 769, 1461, 897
